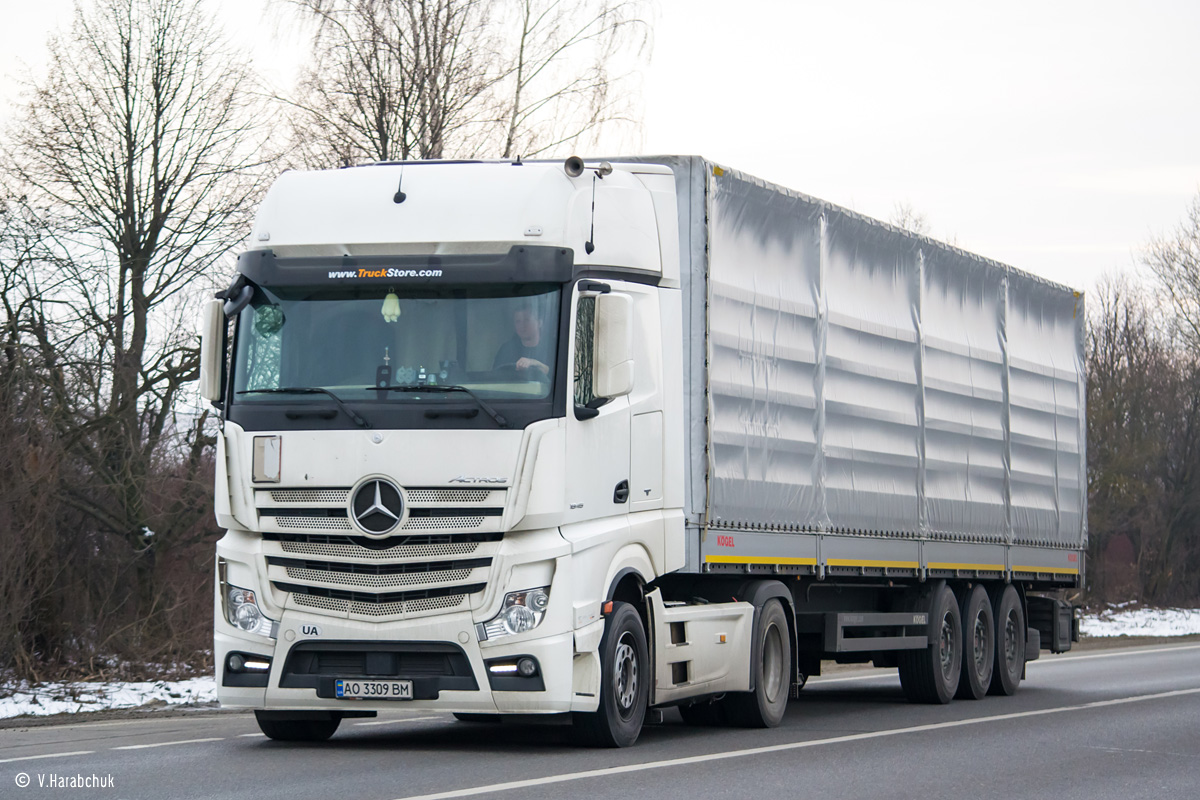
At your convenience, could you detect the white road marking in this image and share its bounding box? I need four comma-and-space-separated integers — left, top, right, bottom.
0, 750, 95, 763
237, 733, 267, 738
392, 686, 1200, 800
112, 737, 224, 750
355, 716, 442, 726
1031, 643, 1200, 664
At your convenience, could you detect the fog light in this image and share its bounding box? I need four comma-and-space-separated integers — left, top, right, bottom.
516, 658, 537, 677
229, 653, 246, 672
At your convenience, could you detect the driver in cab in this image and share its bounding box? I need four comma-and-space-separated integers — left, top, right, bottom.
494, 304, 551, 377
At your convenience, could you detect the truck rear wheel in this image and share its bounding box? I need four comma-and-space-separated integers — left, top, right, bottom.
956, 584, 994, 700
572, 601, 649, 747
898, 583, 961, 704
254, 711, 341, 742
724, 599, 791, 728
988, 584, 1025, 696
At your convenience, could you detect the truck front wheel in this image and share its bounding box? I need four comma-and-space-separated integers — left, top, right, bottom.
573, 601, 649, 747
254, 711, 341, 742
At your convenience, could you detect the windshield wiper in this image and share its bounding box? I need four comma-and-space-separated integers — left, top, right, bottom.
237, 387, 371, 428
370, 385, 508, 428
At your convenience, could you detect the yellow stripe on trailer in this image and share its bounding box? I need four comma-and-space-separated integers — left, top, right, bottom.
826, 558, 919, 569
926, 562, 1006, 572
704, 556, 817, 566
1012, 565, 1080, 575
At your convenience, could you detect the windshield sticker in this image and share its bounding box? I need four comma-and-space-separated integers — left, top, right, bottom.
327, 268, 444, 279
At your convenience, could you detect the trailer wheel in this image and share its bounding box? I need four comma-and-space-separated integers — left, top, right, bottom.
898, 583, 961, 704
956, 584, 994, 700
572, 601, 649, 747
725, 599, 791, 727
254, 712, 340, 741
988, 584, 1025, 696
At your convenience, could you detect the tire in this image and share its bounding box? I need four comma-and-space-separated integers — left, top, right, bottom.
988, 584, 1025, 696
956, 584, 995, 700
452, 713, 501, 723
724, 599, 791, 727
898, 582, 961, 704
572, 601, 649, 747
254, 711, 341, 742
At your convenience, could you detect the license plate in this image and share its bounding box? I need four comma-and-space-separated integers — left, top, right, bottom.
335, 679, 413, 700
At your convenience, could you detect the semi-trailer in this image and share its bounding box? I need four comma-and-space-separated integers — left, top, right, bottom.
201, 155, 1084, 747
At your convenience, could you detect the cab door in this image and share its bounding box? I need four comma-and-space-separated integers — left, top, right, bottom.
561, 281, 632, 528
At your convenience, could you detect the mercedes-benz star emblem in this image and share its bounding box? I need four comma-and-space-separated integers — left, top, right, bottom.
351, 479, 404, 535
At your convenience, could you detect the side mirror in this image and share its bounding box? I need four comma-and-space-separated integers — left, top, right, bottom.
593, 292, 634, 399
199, 298, 225, 404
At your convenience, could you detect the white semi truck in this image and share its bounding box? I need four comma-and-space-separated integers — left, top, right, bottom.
201, 156, 1084, 746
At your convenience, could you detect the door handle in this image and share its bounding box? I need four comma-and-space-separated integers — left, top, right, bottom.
613, 480, 629, 504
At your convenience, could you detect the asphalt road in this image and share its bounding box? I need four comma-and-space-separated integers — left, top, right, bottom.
3, 641, 1198, 800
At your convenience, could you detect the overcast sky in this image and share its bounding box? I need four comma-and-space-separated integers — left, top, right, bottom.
3, 0, 1198, 292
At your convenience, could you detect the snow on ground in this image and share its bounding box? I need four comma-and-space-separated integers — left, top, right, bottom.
0, 677, 215, 720
1080, 606, 1200, 638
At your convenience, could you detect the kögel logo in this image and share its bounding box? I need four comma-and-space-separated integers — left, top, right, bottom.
351, 478, 405, 535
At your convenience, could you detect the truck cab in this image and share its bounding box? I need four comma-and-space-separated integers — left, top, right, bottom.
203, 159, 699, 745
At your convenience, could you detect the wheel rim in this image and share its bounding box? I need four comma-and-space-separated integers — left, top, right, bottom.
939, 611, 956, 683
614, 632, 638, 716
1003, 610, 1019, 672
762, 622, 784, 702
973, 613, 988, 675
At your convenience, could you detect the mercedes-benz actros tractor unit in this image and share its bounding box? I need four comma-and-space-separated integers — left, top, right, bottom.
201, 156, 1084, 746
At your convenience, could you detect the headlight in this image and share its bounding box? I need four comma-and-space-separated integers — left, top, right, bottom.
219, 560, 278, 639
479, 587, 550, 640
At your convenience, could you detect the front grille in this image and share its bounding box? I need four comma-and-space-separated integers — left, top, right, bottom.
276, 582, 485, 606
405, 489, 492, 504
291, 591, 470, 617
271, 489, 349, 504
268, 555, 490, 591
258, 485, 506, 621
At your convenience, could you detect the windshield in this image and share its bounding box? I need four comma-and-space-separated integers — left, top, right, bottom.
232, 283, 561, 405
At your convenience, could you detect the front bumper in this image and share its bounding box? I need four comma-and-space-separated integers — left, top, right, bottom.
217, 608, 577, 715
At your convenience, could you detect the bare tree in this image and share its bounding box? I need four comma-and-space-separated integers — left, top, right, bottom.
1145, 191, 1200, 349
1086, 274, 1200, 605
284, 0, 496, 166
890, 201, 930, 236
4, 0, 271, 620
492, 0, 648, 159
282, 0, 649, 167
